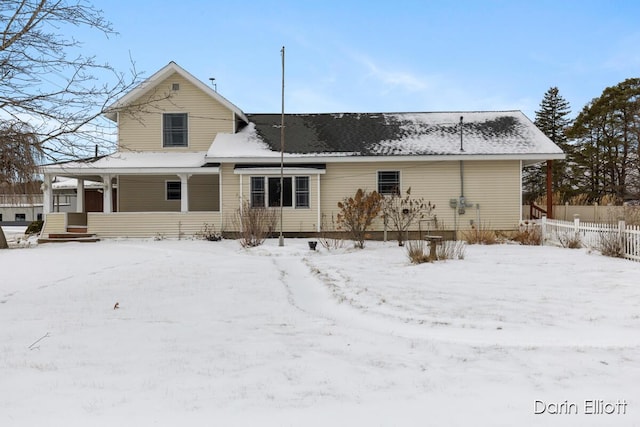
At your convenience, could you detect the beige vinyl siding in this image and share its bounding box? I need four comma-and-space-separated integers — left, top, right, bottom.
117, 73, 234, 152
87, 212, 220, 238
461, 161, 521, 230
119, 175, 180, 212
218, 164, 320, 232
188, 175, 220, 211
220, 163, 240, 230
119, 175, 219, 212
320, 160, 521, 231
41, 212, 67, 235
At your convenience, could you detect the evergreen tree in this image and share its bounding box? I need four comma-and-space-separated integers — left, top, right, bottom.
568, 78, 640, 202
524, 87, 573, 203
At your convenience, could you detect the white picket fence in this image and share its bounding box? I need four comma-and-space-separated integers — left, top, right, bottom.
540, 217, 640, 262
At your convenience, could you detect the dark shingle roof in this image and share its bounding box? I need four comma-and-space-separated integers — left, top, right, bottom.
244, 111, 562, 156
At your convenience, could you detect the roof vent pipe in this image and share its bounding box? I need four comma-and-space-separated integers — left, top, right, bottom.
459, 116, 464, 152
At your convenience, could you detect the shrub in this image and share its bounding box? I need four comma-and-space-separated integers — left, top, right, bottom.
437, 240, 466, 260
462, 223, 498, 245
235, 200, 277, 248
598, 231, 624, 258
512, 223, 542, 245
406, 240, 432, 264
381, 187, 435, 246
557, 231, 582, 249
406, 239, 466, 264
318, 214, 345, 251
195, 223, 222, 241
336, 189, 383, 249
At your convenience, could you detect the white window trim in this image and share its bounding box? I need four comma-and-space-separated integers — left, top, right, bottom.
376, 170, 401, 195
234, 167, 325, 175
249, 175, 311, 209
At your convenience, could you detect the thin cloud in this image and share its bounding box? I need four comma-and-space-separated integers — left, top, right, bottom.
355, 55, 431, 93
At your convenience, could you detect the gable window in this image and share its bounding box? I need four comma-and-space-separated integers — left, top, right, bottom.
377, 171, 400, 195
250, 176, 309, 209
163, 113, 188, 147
166, 181, 181, 200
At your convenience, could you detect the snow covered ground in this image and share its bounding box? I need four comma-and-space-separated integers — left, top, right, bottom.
1, 230, 639, 426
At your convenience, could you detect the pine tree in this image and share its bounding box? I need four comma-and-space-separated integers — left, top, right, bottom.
524, 87, 572, 204
524, 87, 573, 202
568, 78, 640, 202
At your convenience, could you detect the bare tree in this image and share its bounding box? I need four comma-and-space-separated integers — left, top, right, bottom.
381, 187, 435, 246
0, 0, 145, 247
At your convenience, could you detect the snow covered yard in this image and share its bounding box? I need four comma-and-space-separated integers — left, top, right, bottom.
0, 234, 639, 426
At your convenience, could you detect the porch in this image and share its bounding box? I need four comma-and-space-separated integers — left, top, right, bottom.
41, 211, 222, 239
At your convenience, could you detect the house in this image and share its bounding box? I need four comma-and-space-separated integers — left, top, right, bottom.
0, 177, 102, 225
40, 62, 564, 239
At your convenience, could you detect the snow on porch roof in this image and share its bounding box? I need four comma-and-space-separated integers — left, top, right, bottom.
42, 151, 218, 175
208, 111, 565, 161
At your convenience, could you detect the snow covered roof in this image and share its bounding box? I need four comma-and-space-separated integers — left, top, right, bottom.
42, 151, 218, 175
51, 176, 102, 189
207, 111, 564, 163
104, 62, 249, 124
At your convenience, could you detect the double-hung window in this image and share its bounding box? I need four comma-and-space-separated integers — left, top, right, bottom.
166, 181, 181, 200
163, 113, 188, 147
250, 177, 265, 208
295, 177, 310, 208
250, 176, 310, 209
377, 171, 400, 195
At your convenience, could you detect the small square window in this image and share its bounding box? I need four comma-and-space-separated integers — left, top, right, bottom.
378, 171, 400, 195
15, 213, 26, 221
166, 181, 181, 200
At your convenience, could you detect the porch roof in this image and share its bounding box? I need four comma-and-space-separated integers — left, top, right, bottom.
41, 151, 219, 176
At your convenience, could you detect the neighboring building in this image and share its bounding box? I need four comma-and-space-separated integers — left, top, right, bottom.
40, 62, 564, 238
0, 178, 102, 225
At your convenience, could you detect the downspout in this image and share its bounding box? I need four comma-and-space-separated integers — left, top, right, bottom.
219, 166, 224, 232
546, 160, 553, 219
459, 116, 465, 213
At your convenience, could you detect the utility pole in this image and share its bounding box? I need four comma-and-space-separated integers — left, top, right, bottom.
279, 46, 285, 247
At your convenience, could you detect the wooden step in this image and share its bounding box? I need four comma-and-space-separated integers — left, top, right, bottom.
49, 233, 95, 239
38, 237, 100, 244
38, 232, 100, 244
67, 226, 88, 233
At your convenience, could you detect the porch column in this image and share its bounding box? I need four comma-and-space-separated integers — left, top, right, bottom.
317, 174, 321, 232
102, 174, 113, 213
42, 174, 53, 214
178, 173, 190, 212
546, 160, 553, 219
76, 179, 85, 213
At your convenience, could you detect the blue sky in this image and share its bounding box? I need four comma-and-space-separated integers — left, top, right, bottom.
84, 0, 640, 119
